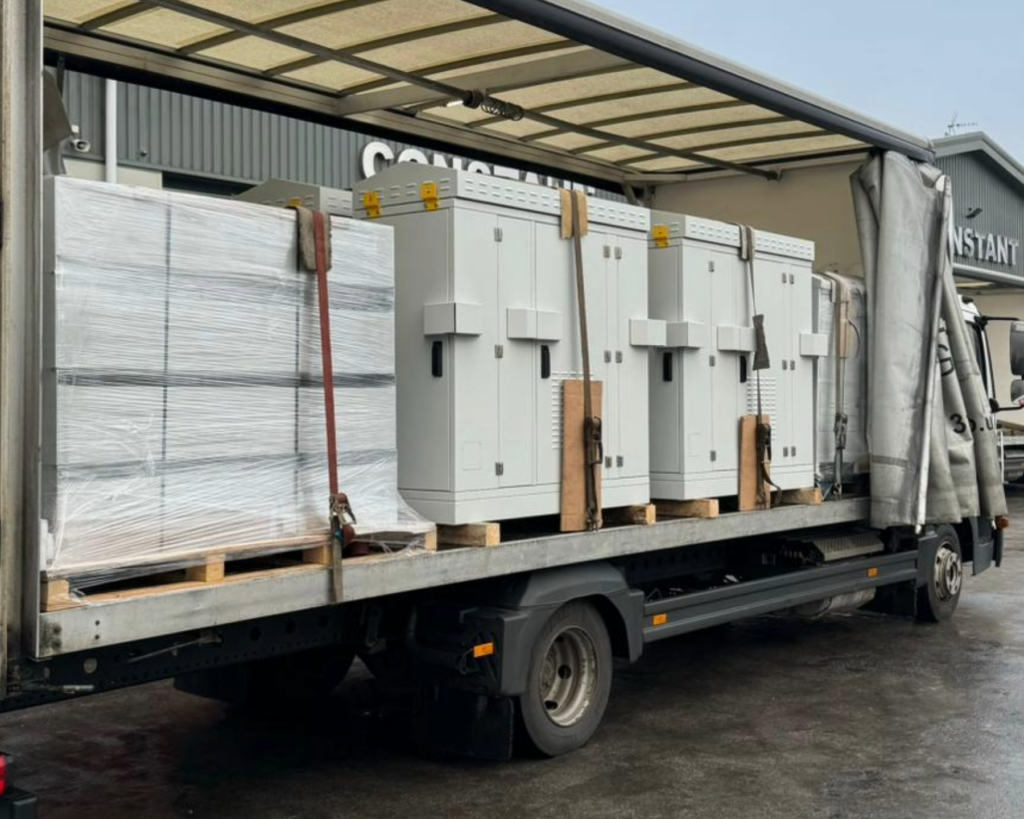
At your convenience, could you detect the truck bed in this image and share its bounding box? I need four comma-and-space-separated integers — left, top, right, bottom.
36, 499, 869, 657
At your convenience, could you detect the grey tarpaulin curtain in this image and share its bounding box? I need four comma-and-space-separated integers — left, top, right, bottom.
851, 152, 1006, 529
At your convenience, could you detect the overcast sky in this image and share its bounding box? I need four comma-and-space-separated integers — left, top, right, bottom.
594, 0, 1024, 160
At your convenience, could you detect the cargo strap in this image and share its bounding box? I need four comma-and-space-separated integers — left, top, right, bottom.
739, 224, 780, 509
566, 190, 602, 531
293, 206, 355, 602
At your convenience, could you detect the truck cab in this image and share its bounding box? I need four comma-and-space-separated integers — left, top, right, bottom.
961, 299, 1024, 482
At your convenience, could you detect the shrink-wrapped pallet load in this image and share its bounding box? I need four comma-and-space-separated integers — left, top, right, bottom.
43, 177, 429, 586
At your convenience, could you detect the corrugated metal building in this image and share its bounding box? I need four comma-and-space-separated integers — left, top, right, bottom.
60, 71, 594, 195
933, 133, 1024, 417
935, 133, 1024, 286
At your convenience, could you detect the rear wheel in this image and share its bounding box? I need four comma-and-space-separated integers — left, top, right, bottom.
917, 525, 963, 623
518, 601, 612, 756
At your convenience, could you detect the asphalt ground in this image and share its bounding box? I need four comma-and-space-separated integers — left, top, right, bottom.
3, 491, 1023, 819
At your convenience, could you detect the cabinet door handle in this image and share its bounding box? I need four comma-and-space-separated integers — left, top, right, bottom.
540, 344, 551, 379
431, 340, 443, 378
663, 351, 673, 382
739, 354, 748, 384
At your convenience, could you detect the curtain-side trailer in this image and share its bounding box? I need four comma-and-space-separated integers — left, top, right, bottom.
0, 0, 1012, 811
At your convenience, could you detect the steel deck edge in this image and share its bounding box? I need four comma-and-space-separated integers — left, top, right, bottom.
36, 498, 869, 657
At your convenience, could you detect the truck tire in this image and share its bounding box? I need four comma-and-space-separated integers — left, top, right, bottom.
518, 601, 612, 757
917, 525, 963, 623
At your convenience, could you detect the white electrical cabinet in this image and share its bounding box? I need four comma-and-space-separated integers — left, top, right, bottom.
813, 272, 868, 485
236, 178, 353, 216
647, 212, 823, 500
354, 165, 654, 525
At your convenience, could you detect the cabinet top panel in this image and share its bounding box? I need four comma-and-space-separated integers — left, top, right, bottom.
355, 163, 649, 232
650, 210, 814, 262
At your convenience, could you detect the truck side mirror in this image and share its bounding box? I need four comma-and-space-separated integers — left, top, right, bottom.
1012, 379, 1024, 408
1011, 322, 1024, 377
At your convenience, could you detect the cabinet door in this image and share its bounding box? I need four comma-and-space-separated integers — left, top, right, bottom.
451, 208, 499, 492
535, 221, 573, 488
648, 244, 681, 476
749, 257, 793, 457
709, 249, 745, 477
386, 210, 452, 492
580, 231, 611, 475
680, 244, 714, 477
615, 234, 649, 479
497, 214, 536, 488
789, 262, 815, 467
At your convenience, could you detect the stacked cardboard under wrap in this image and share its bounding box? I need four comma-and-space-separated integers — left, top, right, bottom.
43, 178, 429, 584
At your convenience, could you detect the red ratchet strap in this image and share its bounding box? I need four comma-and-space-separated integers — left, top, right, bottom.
305, 210, 356, 564
311, 212, 339, 497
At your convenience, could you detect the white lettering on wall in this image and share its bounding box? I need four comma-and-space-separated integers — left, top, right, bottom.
396, 148, 429, 165
358, 142, 595, 194
361, 141, 394, 180
952, 225, 1020, 267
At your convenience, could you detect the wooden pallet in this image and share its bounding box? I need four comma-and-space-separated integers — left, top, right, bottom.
780, 487, 823, 506
42, 528, 436, 612
655, 498, 719, 519
603, 503, 657, 526
654, 488, 821, 520
435, 504, 657, 549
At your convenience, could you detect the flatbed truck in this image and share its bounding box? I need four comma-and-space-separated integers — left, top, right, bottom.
0, 0, 1009, 809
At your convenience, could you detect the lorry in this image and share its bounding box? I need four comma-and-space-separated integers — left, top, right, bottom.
0, 0, 1014, 810
961, 302, 1024, 481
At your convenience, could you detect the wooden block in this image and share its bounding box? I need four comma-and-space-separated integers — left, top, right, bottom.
781, 487, 823, 506
559, 189, 590, 238
739, 414, 771, 511
41, 577, 77, 612
185, 558, 225, 583
560, 379, 603, 532
302, 544, 333, 565
656, 498, 719, 519
423, 529, 438, 553
436, 522, 501, 548
604, 504, 656, 526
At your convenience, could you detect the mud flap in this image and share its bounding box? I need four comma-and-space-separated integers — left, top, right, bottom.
414, 685, 515, 761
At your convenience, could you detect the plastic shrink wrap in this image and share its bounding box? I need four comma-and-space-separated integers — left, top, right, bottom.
43, 177, 430, 586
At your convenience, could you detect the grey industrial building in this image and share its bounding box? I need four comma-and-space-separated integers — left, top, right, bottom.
60, 70, 580, 195
931, 134, 1024, 417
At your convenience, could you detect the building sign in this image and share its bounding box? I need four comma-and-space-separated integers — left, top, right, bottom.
360, 141, 593, 192
952, 225, 1020, 267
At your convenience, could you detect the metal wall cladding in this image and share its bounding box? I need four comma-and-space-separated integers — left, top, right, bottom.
63, 71, 410, 186
936, 152, 1024, 281
61, 70, 105, 160
61, 71, 618, 196
119, 83, 379, 187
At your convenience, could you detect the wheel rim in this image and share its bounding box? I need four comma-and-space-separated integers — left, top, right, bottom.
933, 543, 962, 602
539, 626, 598, 728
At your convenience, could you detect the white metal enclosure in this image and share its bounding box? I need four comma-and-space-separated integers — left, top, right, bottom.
647, 213, 819, 500
812, 273, 868, 486
354, 163, 653, 524
235, 178, 354, 216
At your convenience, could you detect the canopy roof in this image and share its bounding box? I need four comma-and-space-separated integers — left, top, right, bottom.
43, 0, 933, 186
